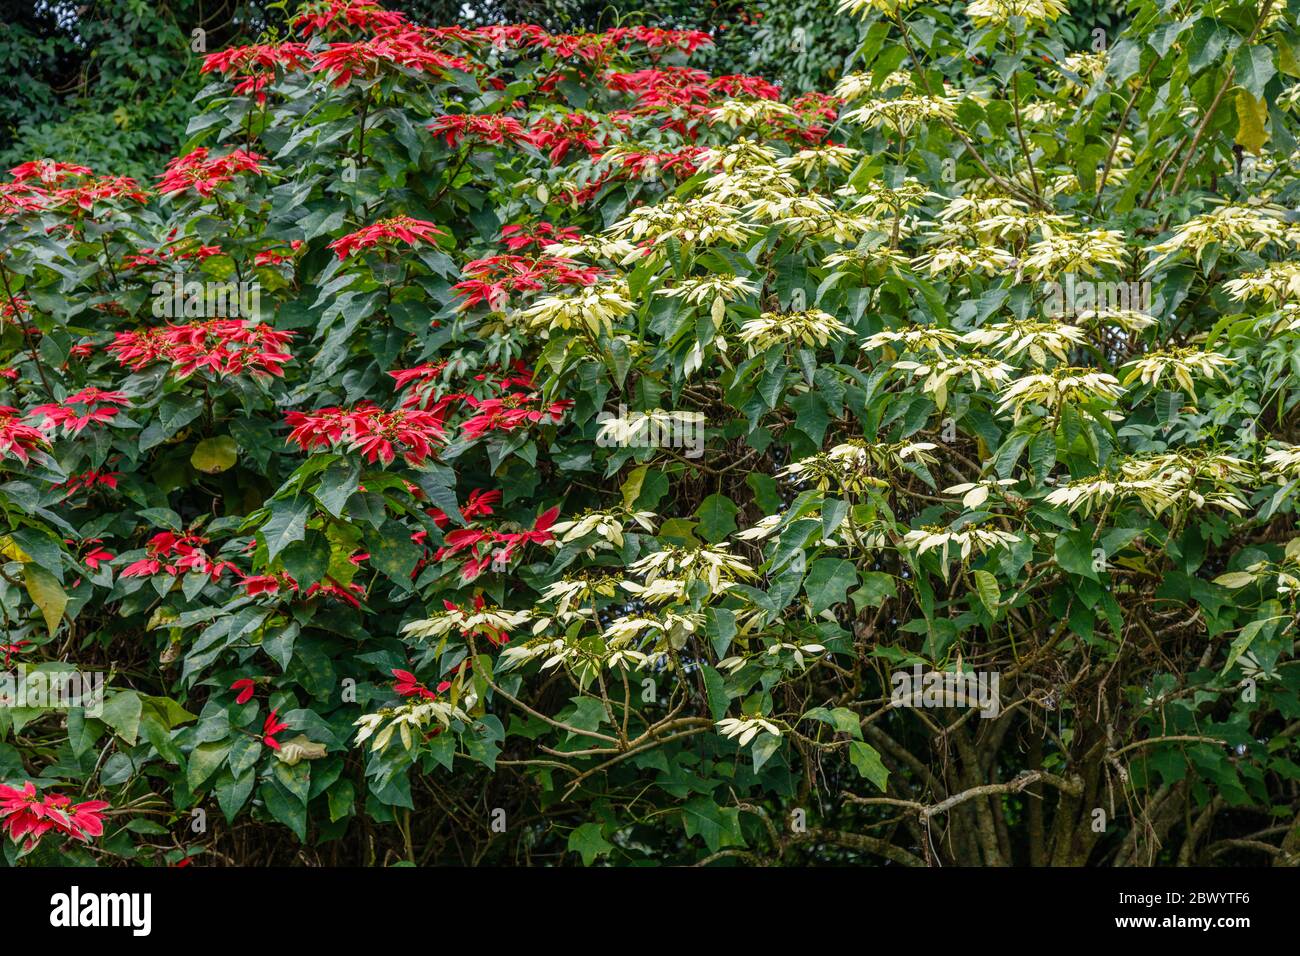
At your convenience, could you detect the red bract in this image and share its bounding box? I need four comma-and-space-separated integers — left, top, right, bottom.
490, 506, 561, 565
262, 709, 290, 750
501, 222, 581, 252
310, 36, 474, 88
452, 254, 603, 310
327, 216, 445, 260
242, 573, 299, 597
469, 24, 548, 49
0, 406, 49, 464
201, 42, 312, 77
253, 240, 304, 266
120, 241, 222, 271
26, 388, 130, 436
8, 160, 93, 185
60, 467, 121, 496
460, 393, 572, 440
120, 531, 236, 581
790, 91, 843, 123
0, 782, 109, 851
427, 114, 528, 149
284, 402, 446, 465
76, 539, 115, 571
711, 74, 782, 100
460, 488, 502, 523
293, 0, 407, 36
157, 147, 264, 197
524, 113, 606, 165
431, 497, 559, 582
1, 639, 29, 668
304, 581, 366, 608
201, 42, 313, 104
0, 182, 46, 216
474, 360, 536, 392
231, 678, 257, 704
611, 147, 706, 180
534, 32, 618, 63
107, 321, 293, 379
605, 26, 714, 55
605, 67, 715, 107
392, 669, 447, 699
43, 176, 148, 213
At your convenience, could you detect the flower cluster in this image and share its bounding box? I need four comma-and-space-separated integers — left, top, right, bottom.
157, 148, 265, 197
327, 216, 445, 260
0, 782, 109, 851
107, 321, 294, 379
27, 389, 130, 436
120, 531, 238, 581
452, 254, 604, 310
0, 406, 49, 464
285, 402, 447, 465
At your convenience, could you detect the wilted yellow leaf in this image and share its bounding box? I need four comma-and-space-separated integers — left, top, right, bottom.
1235, 90, 1270, 155
274, 735, 328, 766
24, 565, 67, 637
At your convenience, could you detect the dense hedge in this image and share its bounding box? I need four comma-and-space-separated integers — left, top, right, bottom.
3, 0, 1300, 866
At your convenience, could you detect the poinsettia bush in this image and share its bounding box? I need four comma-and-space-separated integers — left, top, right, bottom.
3, 0, 1300, 866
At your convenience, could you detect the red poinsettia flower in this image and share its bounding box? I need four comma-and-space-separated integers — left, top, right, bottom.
0, 406, 49, 464
1, 639, 29, 668
500, 222, 582, 252
262, 709, 290, 750
0, 781, 110, 850
158, 147, 264, 197
109, 321, 293, 380
120, 531, 237, 582
427, 114, 528, 149
327, 216, 445, 260
392, 668, 447, 700
292, 0, 408, 37
285, 402, 446, 465
25, 388, 130, 437
230, 678, 257, 705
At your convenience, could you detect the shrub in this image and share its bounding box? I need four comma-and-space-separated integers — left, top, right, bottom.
1, 0, 1299, 867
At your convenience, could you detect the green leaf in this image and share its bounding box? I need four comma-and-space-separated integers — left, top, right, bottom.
99, 690, 143, 746
1234, 45, 1276, 98
803, 706, 862, 739
314, 458, 361, 517
701, 664, 729, 721
191, 436, 238, 474
973, 569, 1001, 617
804, 558, 857, 614
1223, 603, 1284, 674
186, 740, 230, 792
364, 520, 421, 586
260, 781, 307, 840
751, 732, 782, 773
681, 796, 745, 853
260, 497, 310, 561
695, 493, 739, 543
849, 741, 890, 791
620, 465, 648, 509
568, 822, 614, 865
